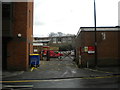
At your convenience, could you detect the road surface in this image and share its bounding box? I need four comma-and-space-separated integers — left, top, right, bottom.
2, 57, 120, 89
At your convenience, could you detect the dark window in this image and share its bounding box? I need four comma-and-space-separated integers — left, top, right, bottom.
58, 38, 61, 43
2, 2, 13, 37
58, 38, 61, 41
2, 3, 12, 19
29, 10, 31, 28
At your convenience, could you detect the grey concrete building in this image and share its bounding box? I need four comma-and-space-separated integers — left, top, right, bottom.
33, 35, 76, 47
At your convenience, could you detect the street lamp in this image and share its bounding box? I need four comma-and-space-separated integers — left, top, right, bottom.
94, 0, 97, 67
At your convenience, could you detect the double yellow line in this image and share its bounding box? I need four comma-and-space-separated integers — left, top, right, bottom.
1, 74, 120, 83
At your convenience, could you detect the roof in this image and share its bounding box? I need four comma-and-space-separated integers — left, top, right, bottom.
33, 35, 76, 39
33, 40, 50, 43
80, 26, 120, 28
77, 26, 120, 36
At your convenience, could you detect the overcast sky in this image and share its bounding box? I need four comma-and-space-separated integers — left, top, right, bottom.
33, 0, 120, 37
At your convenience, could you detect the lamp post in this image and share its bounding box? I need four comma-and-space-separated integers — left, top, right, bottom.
94, 0, 97, 67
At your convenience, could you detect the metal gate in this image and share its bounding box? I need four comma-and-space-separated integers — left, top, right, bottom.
58, 50, 75, 60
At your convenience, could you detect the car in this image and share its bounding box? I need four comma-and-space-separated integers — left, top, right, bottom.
43, 50, 63, 58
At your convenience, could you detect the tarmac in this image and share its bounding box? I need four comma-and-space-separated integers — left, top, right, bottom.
1, 66, 120, 79
1, 57, 120, 79
1, 58, 120, 89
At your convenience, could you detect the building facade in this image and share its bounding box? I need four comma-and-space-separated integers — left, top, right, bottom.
33, 35, 76, 51
2, 2, 34, 70
34, 35, 76, 46
75, 27, 120, 67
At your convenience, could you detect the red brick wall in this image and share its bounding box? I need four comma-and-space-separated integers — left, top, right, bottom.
97, 32, 119, 59
7, 2, 33, 70
26, 2, 34, 69
76, 30, 120, 67
27, 2, 33, 54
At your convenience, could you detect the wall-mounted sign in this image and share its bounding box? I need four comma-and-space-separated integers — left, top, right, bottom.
88, 46, 95, 54
101, 32, 106, 40
88, 51, 95, 54
84, 46, 88, 52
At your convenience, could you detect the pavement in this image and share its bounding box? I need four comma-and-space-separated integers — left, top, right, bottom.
83, 66, 120, 77
2, 70, 24, 78
95, 66, 120, 74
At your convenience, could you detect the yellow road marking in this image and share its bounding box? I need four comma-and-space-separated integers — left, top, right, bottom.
1, 75, 120, 83
30, 67, 34, 72
1, 79, 63, 83
30, 67, 38, 72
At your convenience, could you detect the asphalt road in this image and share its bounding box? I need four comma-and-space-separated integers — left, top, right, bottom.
2, 77, 120, 89
2, 57, 120, 89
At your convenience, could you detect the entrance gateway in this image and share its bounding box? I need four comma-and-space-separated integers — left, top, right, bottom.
58, 50, 75, 61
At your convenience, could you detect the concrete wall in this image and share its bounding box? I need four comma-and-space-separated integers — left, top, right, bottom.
7, 2, 33, 70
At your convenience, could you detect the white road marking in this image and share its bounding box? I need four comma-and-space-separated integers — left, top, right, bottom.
3, 85, 33, 88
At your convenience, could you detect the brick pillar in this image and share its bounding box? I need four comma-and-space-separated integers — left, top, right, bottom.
7, 2, 33, 71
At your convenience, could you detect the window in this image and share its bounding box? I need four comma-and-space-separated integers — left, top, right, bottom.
2, 3, 11, 19
2, 2, 13, 37
58, 37, 61, 43
52, 38, 56, 43
29, 10, 31, 28
68, 37, 72, 41
62, 38, 66, 43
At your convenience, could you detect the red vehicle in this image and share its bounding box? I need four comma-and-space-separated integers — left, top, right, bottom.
42, 46, 63, 57
43, 50, 63, 58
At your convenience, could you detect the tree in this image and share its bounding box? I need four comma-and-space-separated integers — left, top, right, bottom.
48, 32, 65, 37
57, 32, 64, 36
48, 32, 75, 37
49, 32, 57, 37
59, 44, 74, 51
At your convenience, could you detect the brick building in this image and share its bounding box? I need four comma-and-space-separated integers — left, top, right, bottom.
2, 2, 34, 70
75, 27, 120, 67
